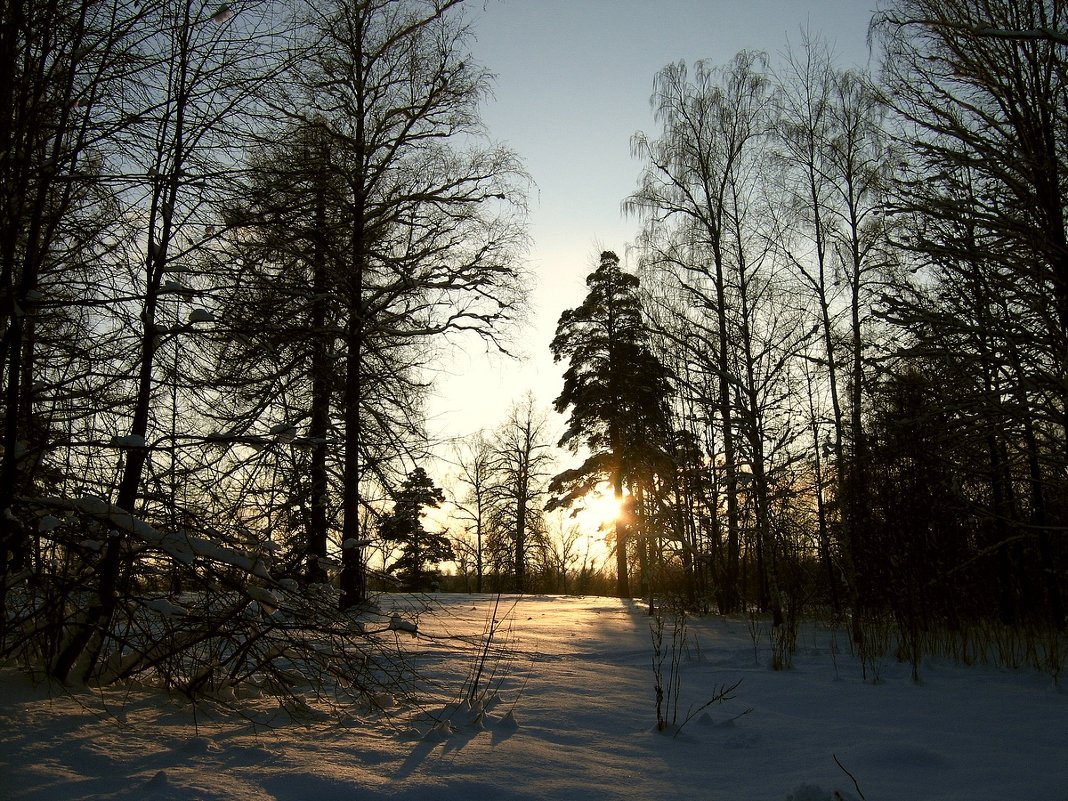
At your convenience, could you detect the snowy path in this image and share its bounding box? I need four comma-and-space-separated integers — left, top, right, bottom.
2, 594, 1067, 800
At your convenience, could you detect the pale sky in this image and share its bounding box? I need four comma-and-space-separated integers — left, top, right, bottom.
428, 0, 880, 442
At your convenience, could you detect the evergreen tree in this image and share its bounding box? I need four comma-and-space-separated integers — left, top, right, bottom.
549, 251, 673, 597
380, 467, 451, 591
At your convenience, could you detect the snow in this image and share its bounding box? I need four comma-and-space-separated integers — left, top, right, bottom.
35, 515, 61, 533
387, 614, 418, 635
162, 280, 194, 295
1, 594, 1066, 801
269, 422, 297, 443
244, 585, 282, 609
144, 597, 190, 618
109, 434, 146, 448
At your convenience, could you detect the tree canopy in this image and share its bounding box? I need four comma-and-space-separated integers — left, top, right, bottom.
549, 251, 673, 596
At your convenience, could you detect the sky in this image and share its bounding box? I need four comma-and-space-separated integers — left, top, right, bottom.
427, 0, 881, 441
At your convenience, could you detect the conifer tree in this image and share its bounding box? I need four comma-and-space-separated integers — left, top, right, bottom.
549, 251, 672, 597
380, 467, 450, 591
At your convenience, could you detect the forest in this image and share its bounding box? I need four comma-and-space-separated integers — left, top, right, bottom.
1, 0, 1066, 705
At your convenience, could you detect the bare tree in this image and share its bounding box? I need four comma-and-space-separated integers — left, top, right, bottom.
627, 53, 779, 613
287, 0, 529, 608
0, 0, 291, 682
0, 0, 147, 592
488, 393, 555, 593
775, 35, 894, 627
0, 0, 530, 702
449, 431, 496, 592
875, 0, 1068, 628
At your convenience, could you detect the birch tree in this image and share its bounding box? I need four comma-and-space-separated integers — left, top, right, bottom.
627, 53, 782, 613
775, 37, 893, 625
488, 393, 554, 593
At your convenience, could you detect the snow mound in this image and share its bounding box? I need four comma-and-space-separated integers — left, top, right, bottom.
371, 691, 395, 710
418, 694, 517, 738
179, 736, 218, 755
144, 770, 170, 790
37, 514, 62, 532
422, 719, 453, 741
786, 785, 858, 801
388, 614, 418, 634
144, 597, 189, 617
496, 708, 519, 730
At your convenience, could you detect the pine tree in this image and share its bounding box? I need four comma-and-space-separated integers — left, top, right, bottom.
549, 251, 673, 597
380, 467, 451, 591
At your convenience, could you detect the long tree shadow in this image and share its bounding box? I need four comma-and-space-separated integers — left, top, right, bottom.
394, 709, 519, 779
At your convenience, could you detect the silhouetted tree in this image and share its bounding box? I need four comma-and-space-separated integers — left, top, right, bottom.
450, 432, 495, 592
488, 393, 554, 592
775, 36, 894, 631
626, 54, 774, 612
380, 467, 450, 591
549, 251, 673, 597
876, 0, 1068, 628
34, 0, 287, 683
288, 0, 529, 609
629, 53, 819, 620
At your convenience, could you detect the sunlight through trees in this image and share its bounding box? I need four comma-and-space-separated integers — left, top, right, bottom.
0, 0, 1065, 698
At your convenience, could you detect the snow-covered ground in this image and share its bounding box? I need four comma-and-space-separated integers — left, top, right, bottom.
2, 594, 1066, 800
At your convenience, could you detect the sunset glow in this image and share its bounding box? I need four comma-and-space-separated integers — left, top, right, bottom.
574, 485, 625, 534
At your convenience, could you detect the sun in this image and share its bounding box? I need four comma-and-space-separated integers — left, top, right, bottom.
575, 485, 624, 534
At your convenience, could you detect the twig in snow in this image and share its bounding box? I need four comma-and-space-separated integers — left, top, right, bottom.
833, 753, 867, 801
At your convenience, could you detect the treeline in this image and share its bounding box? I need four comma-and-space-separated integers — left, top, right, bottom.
541, 0, 1067, 671
0, 0, 528, 693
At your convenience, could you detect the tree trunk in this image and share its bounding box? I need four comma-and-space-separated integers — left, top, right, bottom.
613, 456, 630, 598
306, 173, 330, 584
339, 287, 365, 609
